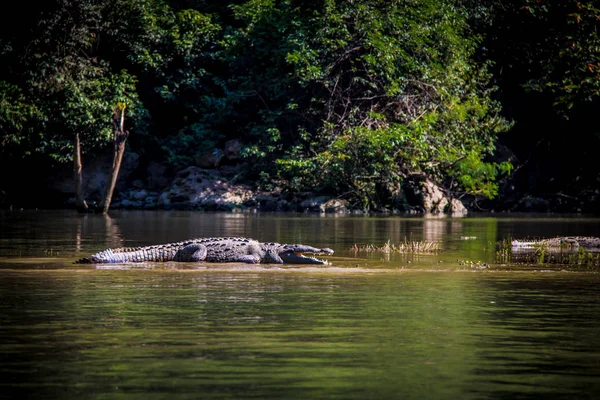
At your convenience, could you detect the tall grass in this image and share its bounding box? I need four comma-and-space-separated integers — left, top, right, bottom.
351, 239, 441, 254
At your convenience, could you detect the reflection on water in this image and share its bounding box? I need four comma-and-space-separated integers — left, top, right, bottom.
74, 213, 124, 252
1, 210, 600, 399
2, 210, 599, 270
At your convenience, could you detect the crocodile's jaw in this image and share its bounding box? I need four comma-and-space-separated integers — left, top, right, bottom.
279, 250, 332, 265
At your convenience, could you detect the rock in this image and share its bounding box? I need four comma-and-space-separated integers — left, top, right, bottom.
299, 196, 331, 212
143, 201, 158, 210
420, 179, 449, 213
119, 199, 143, 209
145, 195, 158, 204
254, 193, 290, 211
518, 195, 551, 212
489, 144, 519, 165
403, 174, 467, 214
49, 151, 139, 196
224, 140, 243, 160
320, 199, 349, 214
146, 162, 170, 190
447, 198, 468, 214
158, 166, 256, 210
276, 199, 292, 211
130, 188, 149, 201
194, 149, 223, 168
131, 179, 145, 189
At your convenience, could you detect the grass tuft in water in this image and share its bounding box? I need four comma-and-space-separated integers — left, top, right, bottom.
44, 249, 60, 257
495, 238, 512, 261
351, 239, 441, 254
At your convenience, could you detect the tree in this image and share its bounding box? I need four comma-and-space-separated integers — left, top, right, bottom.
522, 0, 600, 112
477, 0, 600, 211
0, 82, 39, 152
0, 0, 146, 212
0, 0, 516, 212
217, 0, 512, 209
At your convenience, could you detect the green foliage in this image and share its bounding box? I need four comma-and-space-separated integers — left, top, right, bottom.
0, 0, 518, 210
278, 123, 417, 207
450, 153, 513, 199
223, 0, 511, 208
521, 1, 600, 113
0, 81, 39, 152
120, 5, 221, 95
106, 1, 223, 166
163, 124, 220, 168
0, 0, 147, 163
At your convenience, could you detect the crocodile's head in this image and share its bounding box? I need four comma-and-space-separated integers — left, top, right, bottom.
262, 243, 334, 265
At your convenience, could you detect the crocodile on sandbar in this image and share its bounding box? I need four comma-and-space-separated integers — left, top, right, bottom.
511, 236, 600, 252
76, 237, 334, 265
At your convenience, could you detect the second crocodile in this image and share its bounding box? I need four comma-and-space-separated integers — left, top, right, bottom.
511, 236, 600, 252
76, 237, 334, 264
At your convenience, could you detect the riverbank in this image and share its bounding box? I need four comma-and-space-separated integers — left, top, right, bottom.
2, 148, 598, 215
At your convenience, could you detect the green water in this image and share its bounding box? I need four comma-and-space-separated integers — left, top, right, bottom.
1, 210, 600, 399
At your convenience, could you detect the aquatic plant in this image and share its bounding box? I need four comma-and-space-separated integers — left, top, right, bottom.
457, 259, 490, 269
495, 238, 512, 261
44, 249, 60, 257
351, 239, 441, 254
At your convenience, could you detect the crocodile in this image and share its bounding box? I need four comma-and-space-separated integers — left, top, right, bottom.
511, 236, 600, 252
76, 237, 334, 265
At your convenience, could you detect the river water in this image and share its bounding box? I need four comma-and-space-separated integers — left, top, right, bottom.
1, 210, 599, 399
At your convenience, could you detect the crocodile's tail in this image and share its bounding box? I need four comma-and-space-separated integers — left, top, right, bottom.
75, 248, 130, 264
75, 247, 172, 264
77, 242, 195, 264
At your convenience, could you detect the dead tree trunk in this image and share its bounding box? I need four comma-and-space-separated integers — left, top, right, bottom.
99, 106, 128, 214
73, 132, 88, 213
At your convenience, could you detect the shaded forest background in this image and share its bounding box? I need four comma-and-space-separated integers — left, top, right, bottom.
1, 0, 598, 213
